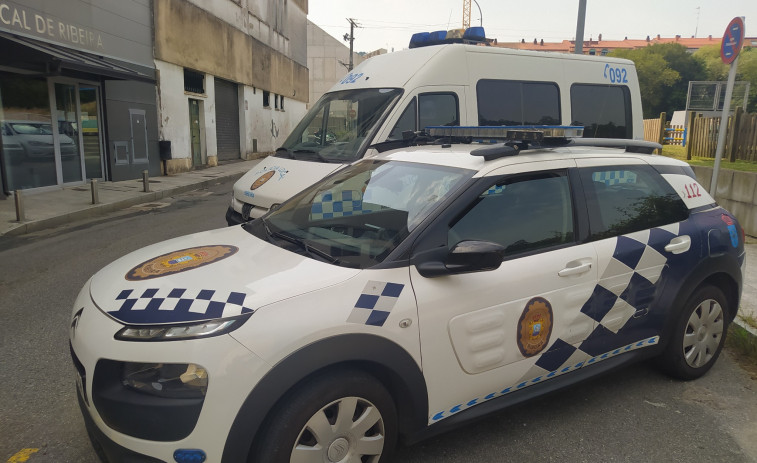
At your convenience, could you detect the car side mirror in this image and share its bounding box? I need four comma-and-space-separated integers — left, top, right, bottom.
415, 240, 505, 277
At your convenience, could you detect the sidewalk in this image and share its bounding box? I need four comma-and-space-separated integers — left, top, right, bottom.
0, 163, 756, 337
0, 159, 259, 237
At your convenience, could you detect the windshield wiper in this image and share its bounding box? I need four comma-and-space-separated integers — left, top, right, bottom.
274, 147, 294, 159
260, 217, 340, 264
292, 149, 330, 163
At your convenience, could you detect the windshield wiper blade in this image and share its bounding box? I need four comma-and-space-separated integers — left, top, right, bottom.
293, 149, 330, 163
274, 147, 294, 159
261, 218, 339, 264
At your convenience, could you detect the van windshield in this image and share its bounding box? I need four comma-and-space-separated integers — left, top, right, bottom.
277, 88, 402, 163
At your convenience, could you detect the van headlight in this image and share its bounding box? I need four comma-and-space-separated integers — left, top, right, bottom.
122, 362, 208, 398
114, 314, 251, 342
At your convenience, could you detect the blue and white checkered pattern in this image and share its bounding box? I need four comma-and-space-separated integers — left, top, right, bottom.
310, 189, 374, 220
430, 223, 681, 423
347, 281, 404, 327
592, 170, 638, 186
109, 288, 255, 324
481, 185, 506, 196
430, 336, 659, 422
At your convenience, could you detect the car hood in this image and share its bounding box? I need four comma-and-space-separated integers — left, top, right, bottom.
232, 156, 344, 210
90, 226, 359, 325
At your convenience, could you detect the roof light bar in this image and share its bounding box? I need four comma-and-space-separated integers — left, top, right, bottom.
427, 125, 585, 140
409, 27, 487, 48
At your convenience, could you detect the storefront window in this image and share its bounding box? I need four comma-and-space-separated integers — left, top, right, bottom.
0, 73, 57, 190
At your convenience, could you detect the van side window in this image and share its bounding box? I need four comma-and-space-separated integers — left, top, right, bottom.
477, 80, 560, 126
388, 93, 459, 139
579, 165, 688, 241
571, 84, 632, 138
388, 98, 417, 140
449, 171, 574, 257
419, 93, 459, 130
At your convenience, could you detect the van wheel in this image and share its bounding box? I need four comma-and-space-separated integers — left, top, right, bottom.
251, 370, 397, 463
659, 285, 729, 380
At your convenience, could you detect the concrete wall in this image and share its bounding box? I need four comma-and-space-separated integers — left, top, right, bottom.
307, 20, 363, 106
155, 0, 308, 99
153, 0, 307, 170
692, 166, 757, 236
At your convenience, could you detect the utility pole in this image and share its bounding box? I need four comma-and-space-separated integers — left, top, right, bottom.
343, 18, 358, 71
575, 0, 587, 54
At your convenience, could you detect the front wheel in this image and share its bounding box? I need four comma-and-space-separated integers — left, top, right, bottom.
251, 369, 397, 463
659, 285, 729, 380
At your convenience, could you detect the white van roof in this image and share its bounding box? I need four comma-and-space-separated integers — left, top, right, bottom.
328, 44, 637, 92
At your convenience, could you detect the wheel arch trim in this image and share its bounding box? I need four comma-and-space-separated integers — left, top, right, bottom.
221, 333, 428, 462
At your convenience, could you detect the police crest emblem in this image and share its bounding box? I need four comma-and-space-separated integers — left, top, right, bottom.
517, 297, 553, 357
125, 245, 238, 281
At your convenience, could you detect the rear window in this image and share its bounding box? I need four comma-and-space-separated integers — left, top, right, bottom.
477, 80, 560, 126
571, 84, 632, 138
580, 165, 688, 240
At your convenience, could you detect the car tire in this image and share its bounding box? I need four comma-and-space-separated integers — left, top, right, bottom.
659, 285, 729, 380
251, 369, 397, 463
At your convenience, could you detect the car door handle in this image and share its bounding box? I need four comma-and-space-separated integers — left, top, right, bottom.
558, 261, 592, 277
665, 235, 691, 254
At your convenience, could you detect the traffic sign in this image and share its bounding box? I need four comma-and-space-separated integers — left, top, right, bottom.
721, 17, 745, 64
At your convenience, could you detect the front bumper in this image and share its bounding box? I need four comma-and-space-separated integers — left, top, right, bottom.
70, 286, 270, 462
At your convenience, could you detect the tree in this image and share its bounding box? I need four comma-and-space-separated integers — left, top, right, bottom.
693, 45, 757, 113
611, 43, 707, 118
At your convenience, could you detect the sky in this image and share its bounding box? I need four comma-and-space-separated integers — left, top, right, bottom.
307, 0, 757, 54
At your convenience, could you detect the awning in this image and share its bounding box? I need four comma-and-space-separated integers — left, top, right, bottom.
0, 32, 155, 83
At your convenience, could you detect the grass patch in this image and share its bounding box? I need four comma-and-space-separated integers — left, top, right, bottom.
660, 145, 757, 173
726, 322, 757, 369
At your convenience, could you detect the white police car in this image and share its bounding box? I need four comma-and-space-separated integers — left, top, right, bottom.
71, 127, 744, 463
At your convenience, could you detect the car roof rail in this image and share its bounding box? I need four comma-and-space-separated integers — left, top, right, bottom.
562, 138, 661, 154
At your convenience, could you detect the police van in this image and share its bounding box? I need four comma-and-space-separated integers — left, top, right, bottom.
226, 27, 643, 224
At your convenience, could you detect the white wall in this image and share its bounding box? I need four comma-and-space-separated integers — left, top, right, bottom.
155, 60, 217, 163
157, 59, 306, 162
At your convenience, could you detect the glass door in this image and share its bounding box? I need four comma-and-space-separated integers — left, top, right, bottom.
54, 82, 84, 183
79, 86, 104, 179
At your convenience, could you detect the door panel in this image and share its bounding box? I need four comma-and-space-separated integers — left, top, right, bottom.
411, 161, 602, 422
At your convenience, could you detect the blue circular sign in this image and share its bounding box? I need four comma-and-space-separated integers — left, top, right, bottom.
721, 17, 745, 64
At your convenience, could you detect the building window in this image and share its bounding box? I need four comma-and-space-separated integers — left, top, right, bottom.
263, 91, 270, 107
273, 0, 287, 35
275, 94, 279, 109
280, 96, 284, 110
184, 69, 205, 94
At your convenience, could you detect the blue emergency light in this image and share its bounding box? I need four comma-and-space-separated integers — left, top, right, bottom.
409, 27, 487, 48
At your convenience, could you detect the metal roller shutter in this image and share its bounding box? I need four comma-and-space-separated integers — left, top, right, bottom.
214, 78, 240, 161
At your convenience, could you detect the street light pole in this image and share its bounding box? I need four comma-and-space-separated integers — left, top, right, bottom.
472, 0, 483, 27
575, 0, 587, 54
343, 18, 358, 71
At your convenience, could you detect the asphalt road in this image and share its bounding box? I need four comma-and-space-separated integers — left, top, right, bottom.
1, 178, 755, 463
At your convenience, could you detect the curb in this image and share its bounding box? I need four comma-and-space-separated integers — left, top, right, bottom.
1, 171, 247, 238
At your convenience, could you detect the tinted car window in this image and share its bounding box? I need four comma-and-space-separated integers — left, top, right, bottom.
449, 171, 574, 256
419, 93, 459, 130
389, 93, 459, 139
571, 84, 632, 138
580, 165, 689, 240
477, 80, 561, 126
388, 98, 417, 140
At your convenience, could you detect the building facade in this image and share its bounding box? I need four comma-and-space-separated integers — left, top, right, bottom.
0, 0, 160, 195
154, 0, 309, 173
306, 20, 363, 107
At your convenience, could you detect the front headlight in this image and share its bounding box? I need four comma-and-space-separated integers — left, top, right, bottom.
114, 314, 250, 342
122, 362, 208, 398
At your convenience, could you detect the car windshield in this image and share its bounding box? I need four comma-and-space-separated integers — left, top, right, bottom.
9, 122, 53, 135
276, 88, 402, 163
246, 160, 473, 268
